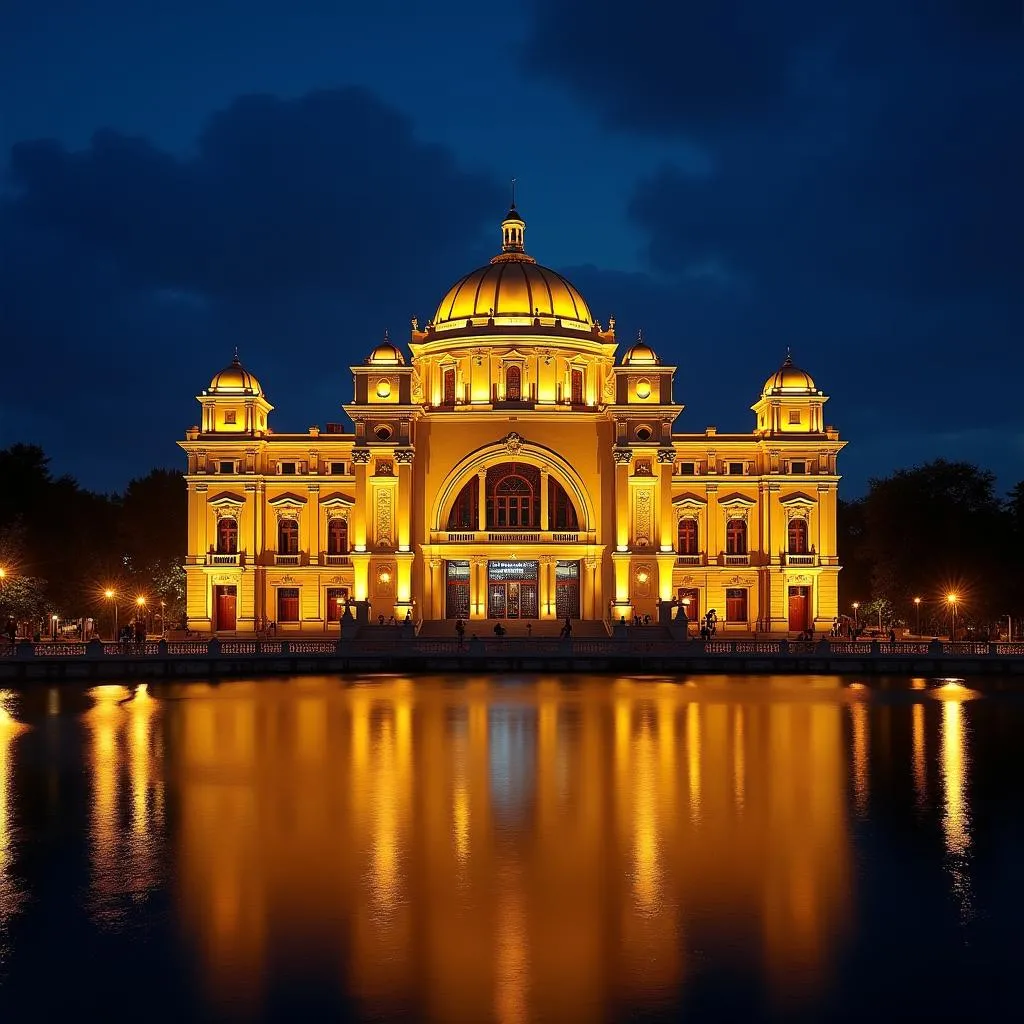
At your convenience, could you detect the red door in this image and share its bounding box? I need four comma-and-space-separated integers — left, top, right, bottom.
326, 587, 349, 621
677, 588, 699, 626
788, 586, 810, 632
215, 586, 237, 631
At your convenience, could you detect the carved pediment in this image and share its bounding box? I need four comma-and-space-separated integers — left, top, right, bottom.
672, 491, 708, 507
320, 493, 355, 508
779, 491, 817, 506
209, 491, 246, 508
718, 492, 758, 507
267, 491, 307, 507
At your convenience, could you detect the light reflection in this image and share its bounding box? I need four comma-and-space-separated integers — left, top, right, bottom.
162, 676, 853, 1019
850, 699, 870, 817
0, 691, 29, 934
912, 702, 926, 809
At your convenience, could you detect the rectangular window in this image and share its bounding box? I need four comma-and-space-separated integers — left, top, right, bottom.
677, 462, 696, 475
279, 462, 297, 475
219, 461, 235, 474
791, 461, 806, 474
789, 410, 801, 424
329, 462, 346, 475
277, 587, 299, 623
729, 462, 745, 475
224, 410, 237, 425
726, 588, 748, 623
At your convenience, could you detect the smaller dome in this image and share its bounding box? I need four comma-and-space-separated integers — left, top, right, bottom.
366, 332, 405, 366
762, 354, 818, 396
622, 333, 659, 366
209, 353, 262, 396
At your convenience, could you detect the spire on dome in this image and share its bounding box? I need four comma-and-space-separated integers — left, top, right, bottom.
499, 192, 527, 256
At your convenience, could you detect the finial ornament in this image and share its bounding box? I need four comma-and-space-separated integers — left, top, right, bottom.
511, 176, 517, 208
637, 328, 644, 343
785, 346, 792, 364
233, 345, 239, 362
384, 328, 390, 342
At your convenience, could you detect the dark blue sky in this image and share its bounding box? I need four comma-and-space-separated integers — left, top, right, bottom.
2, 1, 1022, 495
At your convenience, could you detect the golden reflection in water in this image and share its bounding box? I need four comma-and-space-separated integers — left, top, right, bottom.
850, 698, 870, 817
168, 676, 853, 1020
912, 702, 927, 809
84, 684, 165, 918
0, 691, 29, 931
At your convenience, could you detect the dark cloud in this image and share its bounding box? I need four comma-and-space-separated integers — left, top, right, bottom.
1, 88, 503, 488
525, 0, 1024, 487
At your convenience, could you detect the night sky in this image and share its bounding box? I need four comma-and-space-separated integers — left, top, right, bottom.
2, 1, 1022, 495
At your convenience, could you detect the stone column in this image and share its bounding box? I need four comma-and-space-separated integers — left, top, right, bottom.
657, 449, 675, 551
540, 468, 550, 531
351, 448, 371, 551
477, 470, 487, 532
396, 448, 414, 552
613, 448, 632, 551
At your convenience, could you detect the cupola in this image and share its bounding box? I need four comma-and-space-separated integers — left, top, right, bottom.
752, 352, 827, 434
197, 351, 273, 434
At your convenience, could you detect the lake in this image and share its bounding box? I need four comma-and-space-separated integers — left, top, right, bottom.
1, 674, 1022, 1021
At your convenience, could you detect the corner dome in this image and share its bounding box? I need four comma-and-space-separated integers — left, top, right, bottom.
431, 205, 593, 333
209, 354, 262, 396
367, 332, 405, 365
622, 333, 659, 366
762, 354, 819, 396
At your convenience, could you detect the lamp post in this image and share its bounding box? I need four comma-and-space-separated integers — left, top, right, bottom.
105, 589, 117, 641
947, 593, 958, 641
160, 599, 166, 638
136, 596, 146, 638
681, 596, 691, 636
914, 597, 921, 637
852, 602, 859, 631
51, 613, 59, 642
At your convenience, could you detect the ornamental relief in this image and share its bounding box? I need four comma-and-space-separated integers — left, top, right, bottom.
374, 562, 396, 595
675, 505, 705, 523
275, 508, 301, 521
394, 448, 415, 464
612, 448, 634, 465
726, 574, 756, 587
212, 504, 243, 520
633, 562, 655, 598
790, 574, 811, 585
350, 448, 372, 465
503, 431, 525, 456
375, 488, 394, 549
410, 368, 423, 403
722, 506, 749, 523
633, 489, 653, 548
323, 506, 349, 521
784, 505, 814, 520
657, 448, 676, 464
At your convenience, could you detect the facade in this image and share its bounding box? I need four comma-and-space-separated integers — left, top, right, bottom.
180, 206, 845, 634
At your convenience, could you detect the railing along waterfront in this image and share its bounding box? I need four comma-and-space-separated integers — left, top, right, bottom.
4, 637, 1024, 662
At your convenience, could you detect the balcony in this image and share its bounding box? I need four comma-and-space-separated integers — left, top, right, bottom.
274, 553, 302, 566
207, 552, 240, 566
784, 552, 818, 566
323, 554, 352, 566
722, 554, 750, 566
676, 554, 703, 566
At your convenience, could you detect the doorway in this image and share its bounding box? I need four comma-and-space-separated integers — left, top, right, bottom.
326, 587, 349, 621
214, 585, 237, 631
487, 561, 538, 619
555, 560, 580, 619
788, 586, 811, 632
677, 587, 699, 627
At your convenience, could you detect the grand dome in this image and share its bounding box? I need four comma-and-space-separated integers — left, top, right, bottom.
208, 353, 262, 396
431, 206, 593, 333
762, 354, 819, 397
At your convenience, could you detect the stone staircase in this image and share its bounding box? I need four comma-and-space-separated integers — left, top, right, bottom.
417, 619, 610, 639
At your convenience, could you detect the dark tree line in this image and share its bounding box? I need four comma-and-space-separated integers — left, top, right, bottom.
839, 460, 1024, 636
0, 444, 186, 635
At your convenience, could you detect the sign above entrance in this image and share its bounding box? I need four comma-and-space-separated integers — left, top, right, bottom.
488, 560, 539, 581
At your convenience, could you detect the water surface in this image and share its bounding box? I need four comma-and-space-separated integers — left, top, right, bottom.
1, 674, 1022, 1021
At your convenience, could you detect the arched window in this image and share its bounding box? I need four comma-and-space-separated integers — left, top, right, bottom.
447, 479, 479, 530
677, 517, 698, 555
726, 518, 747, 555
327, 518, 348, 555
505, 365, 522, 401
570, 368, 584, 405
788, 517, 808, 554
216, 517, 238, 554
486, 463, 540, 529
278, 518, 299, 555
549, 477, 579, 530
442, 367, 456, 405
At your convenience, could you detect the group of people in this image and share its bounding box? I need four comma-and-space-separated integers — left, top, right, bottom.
452, 616, 573, 646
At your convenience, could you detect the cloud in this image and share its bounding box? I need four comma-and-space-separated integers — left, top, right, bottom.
524, 0, 1024, 484
1, 87, 503, 488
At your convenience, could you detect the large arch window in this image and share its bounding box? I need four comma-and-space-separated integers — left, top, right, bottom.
278, 518, 299, 555
447, 479, 479, 530
787, 517, 808, 554
549, 476, 579, 530
677, 517, 698, 555
726, 518, 747, 555
505, 365, 522, 401
490, 468, 536, 528
216, 517, 238, 554
327, 518, 349, 555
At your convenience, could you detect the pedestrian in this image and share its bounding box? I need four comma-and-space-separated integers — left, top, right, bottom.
526, 622, 532, 637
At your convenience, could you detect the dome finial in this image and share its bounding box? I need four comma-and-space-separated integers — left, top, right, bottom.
232, 346, 240, 364
511, 175, 517, 209
784, 346, 792, 365
500, 189, 526, 255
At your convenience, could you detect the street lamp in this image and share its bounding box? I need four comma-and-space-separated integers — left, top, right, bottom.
51, 613, 59, 641
947, 593, 959, 641
160, 599, 166, 638
105, 588, 117, 641
852, 602, 859, 630
136, 596, 146, 638
914, 596, 921, 637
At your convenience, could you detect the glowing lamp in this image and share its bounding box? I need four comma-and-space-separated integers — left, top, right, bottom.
636, 570, 649, 584
136, 596, 146, 607
105, 589, 115, 599
378, 570, 391, 585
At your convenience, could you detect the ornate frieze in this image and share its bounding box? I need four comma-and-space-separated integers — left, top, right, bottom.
634, 489, 653, 547
657, 449, 677, 464
394, 448, 415, 464
376, 488, 394, 548
503, 431, 525, 456
350, 448, 372, 465
612, 448, 634, 465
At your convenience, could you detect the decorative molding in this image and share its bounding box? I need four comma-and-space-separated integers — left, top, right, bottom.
329, 575, 348, 585
376, 488, 394, 548
790, 573, 811, 585
657, 449, 676, 464
634, 489, 653, 546
612, 448, 634, 465
724, 507, 749, 523
502, 431, 525, 456
375, 459, 394, 476
428, 558, 442, 570
584, 557, 597, 570
784, 505, 810, 521
633, 561, 655, 598
410, 368, 423, 404
324, 505, 349, 521
350, 448, 372, 464
280, 574, 297, 585
394, 448, 415, 464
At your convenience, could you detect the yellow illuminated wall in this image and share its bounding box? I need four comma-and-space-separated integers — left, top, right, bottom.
180, 210, 844, 633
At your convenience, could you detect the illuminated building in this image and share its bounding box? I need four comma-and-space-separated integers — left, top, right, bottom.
180, 206, 845, 633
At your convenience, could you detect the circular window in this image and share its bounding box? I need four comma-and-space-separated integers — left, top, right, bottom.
634, 425, 654, 442
376, 378, 392, 398
374, 424, 393, 441
635, 378, 652, 399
